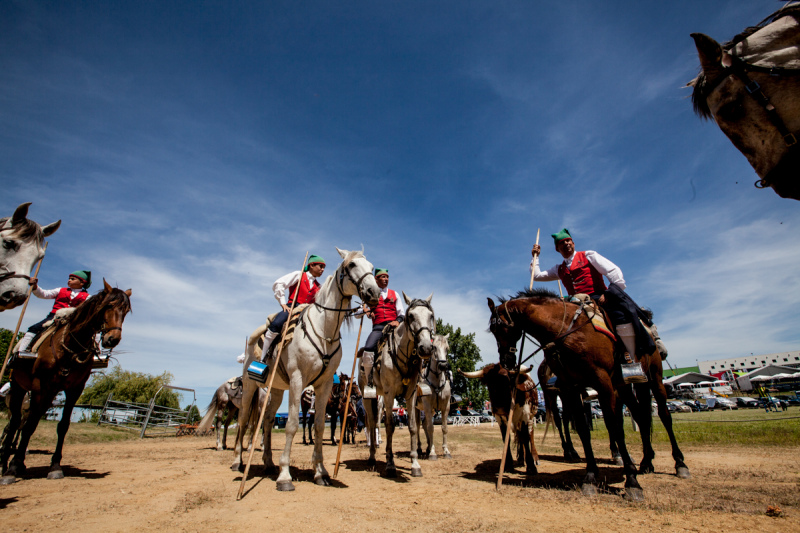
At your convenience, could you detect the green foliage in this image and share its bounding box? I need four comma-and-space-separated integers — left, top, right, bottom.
79, 366, 181, 408
0, 328, 23, 387
184, 404, 201, 424
436, 319, 488, 409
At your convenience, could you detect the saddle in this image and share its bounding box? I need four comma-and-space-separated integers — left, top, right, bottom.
226, 376, 244, 400
375, 322, 397, 356
251, 304, 309, 359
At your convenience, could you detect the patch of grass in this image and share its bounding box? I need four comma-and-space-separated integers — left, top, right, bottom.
0, 420, 139, 447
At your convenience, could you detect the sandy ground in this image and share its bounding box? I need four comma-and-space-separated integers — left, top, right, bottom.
1, 423, 798, 532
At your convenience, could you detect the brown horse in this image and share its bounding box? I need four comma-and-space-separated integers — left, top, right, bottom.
300, 386, 315, 445
538, 362, 581, 462
488, 289, 649, 500
690, 3, 800, 200
0, 280, 132, 484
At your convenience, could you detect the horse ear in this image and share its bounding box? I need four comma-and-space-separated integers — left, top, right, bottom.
425, 291, 433, 304
11, 202, 31, 225
487, 298, 496, 312
42, 220, 61, 237
691, 33, 725, 80
402, 291, 412, 306
103, 278, 112, 292
125, 289, 132, 297
336, 247, 347, 259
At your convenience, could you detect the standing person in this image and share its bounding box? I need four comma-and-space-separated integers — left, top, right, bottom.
359, 268, 405, 396
531, 229, 659, 381
15, 270, 92, 355
257, 255, 326, 370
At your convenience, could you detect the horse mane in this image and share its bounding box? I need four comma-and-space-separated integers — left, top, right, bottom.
691, 3, 800, 119
498, 287, 560, 304
0, 216, 44, 243
68, 286, 132, 333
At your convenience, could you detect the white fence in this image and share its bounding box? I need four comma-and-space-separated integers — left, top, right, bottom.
450, 415, 481, 427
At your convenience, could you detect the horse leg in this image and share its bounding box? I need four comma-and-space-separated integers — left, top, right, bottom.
626, 383, 655, 474
2, 388, 52, 483
609, 407, 623, 466
553, 392, 580, 461
520, 419, 537, 475
231, 379, 257, 472
0, 384, 26, 480
562, 387, 602, 496
301, 408, 308, 445
423, 402, 436, 460
330, 408, 338, 446
408, 392, 422, 477
48, 386, 82, 480
364, 398, 378, 470
497, 420, 515, 473
650, 378, 689, 478
383, 391, 397, 478
309, 378, 333, 487
441, 402, 452, 459
261, 389, 282, 475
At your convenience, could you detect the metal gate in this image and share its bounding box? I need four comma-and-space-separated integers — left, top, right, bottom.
97, 385, 196, 438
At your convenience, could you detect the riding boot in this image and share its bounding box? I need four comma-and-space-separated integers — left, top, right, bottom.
247, 329, 279, 383
650, 323, 668, 359
15, 332, 35, 356
361, 350, 377, 399
259, 329, 279, 364
617, 323, 647, 384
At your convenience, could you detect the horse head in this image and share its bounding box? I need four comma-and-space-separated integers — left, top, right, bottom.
97, 279, 133, 348
689, 7, 800, 200
335, 247, 380, 306
0, 203, 60, 311
431, 335, 451, 373
487, 298, 523, 369
403, 291, 435, 359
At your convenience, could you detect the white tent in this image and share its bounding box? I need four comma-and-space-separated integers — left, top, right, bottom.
771, 373, 794, 380
749, 375, 770, 382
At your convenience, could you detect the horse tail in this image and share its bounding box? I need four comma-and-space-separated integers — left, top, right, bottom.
196, 391, 220, 433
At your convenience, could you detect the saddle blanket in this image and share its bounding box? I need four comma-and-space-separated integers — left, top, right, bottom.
570, 294, 615, 341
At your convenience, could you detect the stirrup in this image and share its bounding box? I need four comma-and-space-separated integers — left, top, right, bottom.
417, 382, 432, 397
15, 350, 37, 360
621, 363, 648, 384
247, 361, 269, 383
362, 384, 377, 399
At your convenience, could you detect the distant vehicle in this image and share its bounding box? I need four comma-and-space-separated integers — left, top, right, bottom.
668, 401, 692, 413
479, 409, 494, 423
782, 395, 800, 406
735, 397, 759, 408
705, 397, 737, 410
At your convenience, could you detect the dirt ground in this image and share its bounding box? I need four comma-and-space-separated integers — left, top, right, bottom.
1, 423, 798, 532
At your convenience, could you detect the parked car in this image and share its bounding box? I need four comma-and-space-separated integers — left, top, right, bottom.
735, 397, 759, 408
480, 409, 494, 423
782, 395, 800, 406
668, 401, 692, 413
705, 397, 737, 410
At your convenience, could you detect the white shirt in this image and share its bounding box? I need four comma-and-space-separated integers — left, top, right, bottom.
272, 270, 321, 305
33, 286, 89, 300
530, 250, 626, 290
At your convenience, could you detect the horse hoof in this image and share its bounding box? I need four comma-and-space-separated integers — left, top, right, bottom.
47, 470, 64, 480
639, 464, 655, 475
526, 467, 538, 476
315, 475, 331, 486
276, 480, 295, 492
411, 467, 422, 477
613, 454, 624, 467
444, 453, 452, 460
581, 483, 597, 497
231, 463, 243, 472
624, 487, 645, 502
428, 455, 438, 462
384, 468, 397, 478
676, 467, 691, 479
0, 476, 16, 485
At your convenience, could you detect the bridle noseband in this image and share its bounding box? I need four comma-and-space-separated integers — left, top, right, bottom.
405, 299, 435, 356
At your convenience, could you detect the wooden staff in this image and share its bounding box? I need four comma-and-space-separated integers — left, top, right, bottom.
529, 228, 540, 291
497, 332, 525, 490
0, 242, 48, 384
237, 251, 308, 501
333, 314, 365, 478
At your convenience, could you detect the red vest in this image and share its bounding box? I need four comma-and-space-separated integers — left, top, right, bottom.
557, 251, 607, 296
51, 287, 89, 312
372, 289, 398, 324
286, 274, 320, 305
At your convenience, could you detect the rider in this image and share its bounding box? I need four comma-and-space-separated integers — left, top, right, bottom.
15, 270, 92, 355
258, 255, 326, 368
360, 268, 404, 396
531, 229, 657, 379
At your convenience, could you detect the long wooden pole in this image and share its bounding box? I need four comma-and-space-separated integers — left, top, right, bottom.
529, 229, 540, 291
497, 333, 525, 490
333, 314, 364, 478
0, 242, 48, 383
237, 251, 308, 501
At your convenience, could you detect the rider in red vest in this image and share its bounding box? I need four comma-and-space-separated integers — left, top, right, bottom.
258, 255, 326, 364
531, 229, 660, 378
15, 270, 92, 355
360, 268, 405, 395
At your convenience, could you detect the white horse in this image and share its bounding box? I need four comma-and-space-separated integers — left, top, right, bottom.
233, 248, 380, 491
360, 293, 434, 478
0, 203, 60, 311
196, 377, 267, 451
415, 335, 452, 461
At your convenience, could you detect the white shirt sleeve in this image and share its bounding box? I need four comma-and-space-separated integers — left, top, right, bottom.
395, 292, 405, 318
529, 256, 561, 282
272, 271, 303, 305
585, 251, 626, 290
33, 286, 60, 299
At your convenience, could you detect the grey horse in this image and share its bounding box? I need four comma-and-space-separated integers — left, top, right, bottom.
415, 334, 452, 460
197, 377, 266, 451
360, 292, 434, 478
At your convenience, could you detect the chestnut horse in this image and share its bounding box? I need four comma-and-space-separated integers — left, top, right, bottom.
0, 280, 132, 484
488, 289, 648, 500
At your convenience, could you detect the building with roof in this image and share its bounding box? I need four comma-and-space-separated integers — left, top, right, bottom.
697, 351, 800, 375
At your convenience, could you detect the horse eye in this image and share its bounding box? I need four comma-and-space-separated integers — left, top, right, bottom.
348, 262, 355, 269
2, 240, 15, 250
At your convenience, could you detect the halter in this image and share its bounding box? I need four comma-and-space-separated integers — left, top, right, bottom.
702, 48, 800, 190
335, 260, 375, 302
404, 299, 435, 356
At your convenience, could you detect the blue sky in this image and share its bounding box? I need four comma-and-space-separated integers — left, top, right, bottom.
2, 1, 799, 410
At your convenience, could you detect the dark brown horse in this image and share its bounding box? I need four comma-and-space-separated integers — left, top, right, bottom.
538, 361, 581, 462
300, 386, 315, 445
0, 280, 132, 484
488, 289, 650, 500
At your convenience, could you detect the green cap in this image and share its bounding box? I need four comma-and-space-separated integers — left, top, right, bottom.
303, 255, 326, 272
374, 268, 388, 276
551, 228, 572, 244
70, 270, 92, 289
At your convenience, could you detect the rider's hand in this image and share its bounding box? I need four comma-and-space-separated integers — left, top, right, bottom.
281, 304, 290, 313
28, 277, 38, 289
389, 320, 399, 327
531, 244, 541, 257
598, 295, 606, 304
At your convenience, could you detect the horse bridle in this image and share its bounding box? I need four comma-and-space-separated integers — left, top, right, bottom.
335, 260, 375, 302
703, 53, 800, 189
405, 299, 434, 356
0, 227, 39, 283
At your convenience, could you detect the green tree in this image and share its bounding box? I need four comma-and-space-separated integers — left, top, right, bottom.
79, 366, 181, 408
435, 319, 488, 409
184, 404, 201, 424
0, 328, 23, 388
